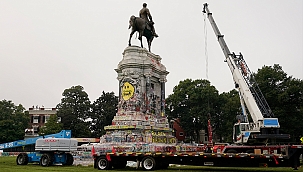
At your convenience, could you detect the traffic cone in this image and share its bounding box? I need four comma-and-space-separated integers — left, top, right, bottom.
273, 155, 279, 165
91, 146, 96, 156
106, 153, 111, 161
112, 146, 116, 153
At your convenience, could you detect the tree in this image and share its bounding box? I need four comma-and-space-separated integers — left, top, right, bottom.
38, 114, 63, 135
278, 78, 303, 142
254, 64, 303, 142
254, 64, 288, 108
56, 85, 92, 138
165, 79, 220, 143
91, 91, 118, 138
0, 100, 29, 143
215, 90, 240, 143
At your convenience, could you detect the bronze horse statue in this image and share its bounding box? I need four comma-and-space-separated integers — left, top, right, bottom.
128, 15, 154, 52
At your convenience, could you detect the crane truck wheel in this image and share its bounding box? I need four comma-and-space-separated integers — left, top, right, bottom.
40, 153, 53, 167
16, 153, 29, 165
141, 156, 156, 171
64, 153, 74, 165
96, 156, 112, 170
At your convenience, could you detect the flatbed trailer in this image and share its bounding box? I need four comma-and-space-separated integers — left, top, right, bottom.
93, 145, 303, 171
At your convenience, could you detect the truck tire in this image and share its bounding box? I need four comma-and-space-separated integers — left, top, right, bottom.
65, 153, 74, 165
40, 153, 53, 167
16, 153, 28, 165
142, 156, 156, 171
96, 156, 112, 170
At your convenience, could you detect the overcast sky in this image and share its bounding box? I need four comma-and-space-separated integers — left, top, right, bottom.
1, 0, 302, 109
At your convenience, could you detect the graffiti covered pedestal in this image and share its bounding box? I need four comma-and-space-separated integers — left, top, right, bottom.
97, 46, 176, 152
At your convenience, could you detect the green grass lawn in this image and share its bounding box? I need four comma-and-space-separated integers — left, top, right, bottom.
0, 156, 302, 172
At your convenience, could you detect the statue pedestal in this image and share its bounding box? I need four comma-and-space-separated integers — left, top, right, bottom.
99, 46, 176, 150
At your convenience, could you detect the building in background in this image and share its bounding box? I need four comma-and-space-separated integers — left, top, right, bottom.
170, 119, 185, 142
171, 118, 208, 144
25, 106, 58, 137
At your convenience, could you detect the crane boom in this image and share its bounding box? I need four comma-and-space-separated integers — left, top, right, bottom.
203, 3, 289, 144
203, 4, 264, 124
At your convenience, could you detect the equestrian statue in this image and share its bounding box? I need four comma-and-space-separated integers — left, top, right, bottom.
128, 3, 158, 52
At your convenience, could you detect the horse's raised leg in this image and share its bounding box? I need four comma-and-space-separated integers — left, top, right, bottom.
129, 30, 135, 46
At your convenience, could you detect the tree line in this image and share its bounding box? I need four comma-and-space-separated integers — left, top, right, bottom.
0, 87, 118, 143
166, 64, 303, 143
0, 64, 302, 144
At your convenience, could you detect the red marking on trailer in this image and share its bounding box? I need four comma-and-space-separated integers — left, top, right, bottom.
44, 139, 57, 142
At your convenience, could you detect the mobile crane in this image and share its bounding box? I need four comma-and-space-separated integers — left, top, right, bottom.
202, 3, 289, 145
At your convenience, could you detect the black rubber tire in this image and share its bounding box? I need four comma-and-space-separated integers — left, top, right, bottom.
16, 153, 28, 165
142, 156, 156, 171
65, 153, 74, 165
96, 156, 112, 170
112, 160, 127, 169
40, 153, 53, 167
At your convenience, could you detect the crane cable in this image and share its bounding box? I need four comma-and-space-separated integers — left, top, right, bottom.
203, 13, 208, 80
203, 11, 211, 115
203, 8, 213, 146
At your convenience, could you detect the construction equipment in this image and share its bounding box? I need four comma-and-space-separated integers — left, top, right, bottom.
16, 137, 77, 166
0, 130, 71, 152
202, 3, 289, 145
0, 130, 77, 167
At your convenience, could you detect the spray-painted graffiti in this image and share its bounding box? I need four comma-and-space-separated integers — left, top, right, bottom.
118, 76, 145, 112
122, 82, 134, 100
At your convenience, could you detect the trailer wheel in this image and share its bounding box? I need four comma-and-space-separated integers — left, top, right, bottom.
142, 156, 156, 171
96, 156, 111, 170
40, 153, 53, 167
65, 153, 74, 165
16, 153, 28, 165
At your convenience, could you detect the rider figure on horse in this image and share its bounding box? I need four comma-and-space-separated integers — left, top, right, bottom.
139, 3, 159, 38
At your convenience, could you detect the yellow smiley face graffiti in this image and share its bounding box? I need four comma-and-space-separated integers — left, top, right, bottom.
122, 82, 134, 100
